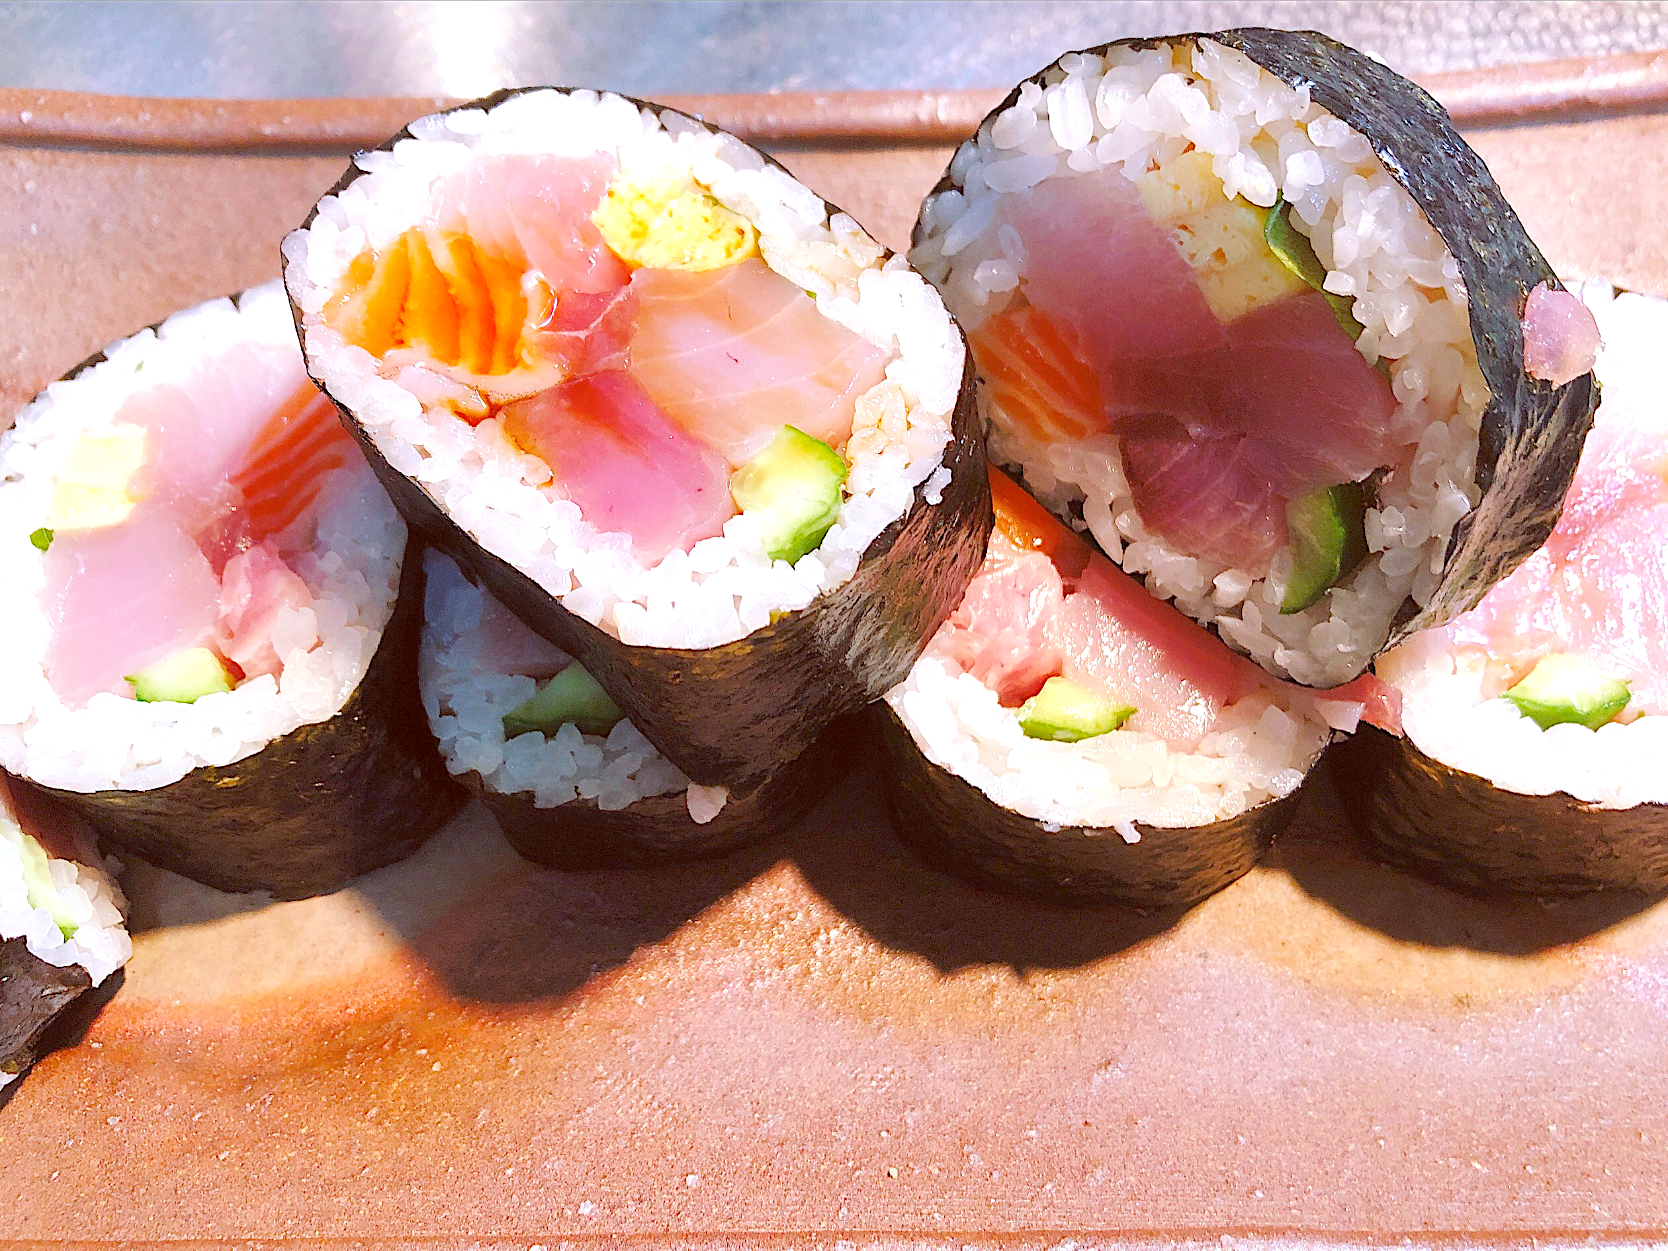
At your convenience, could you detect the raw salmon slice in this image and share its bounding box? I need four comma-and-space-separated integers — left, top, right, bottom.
969, 303, 1104, 444
228, 384, 357, 548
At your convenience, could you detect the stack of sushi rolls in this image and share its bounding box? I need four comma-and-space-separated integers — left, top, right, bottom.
284, 88, 987, 860
1352, 284, 1668, 895
883, 29, 1601, 904
1, 778, 128, 1090
0, 282, 465, 899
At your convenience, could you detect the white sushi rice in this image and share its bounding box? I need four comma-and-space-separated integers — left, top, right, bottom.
420, 550, 731, 822
0, 283, 406, 793
1378, 282, 1668, 810
285, 89, 964, 651
888, 653, 1333, 834
912, 40, 1487, 686
0, 818, 128, 989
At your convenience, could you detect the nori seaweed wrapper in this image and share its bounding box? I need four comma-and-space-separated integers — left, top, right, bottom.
1337, 726, 1668, 896
28, 538, 466, 900
873, 703, 1302, 907
461, 714, 862, 870
292, 89, 991, 790
0, 937, 91, 1086
914, 27, 1599, 671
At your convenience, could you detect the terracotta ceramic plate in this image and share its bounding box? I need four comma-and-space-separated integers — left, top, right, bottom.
5, 54, 1668, 1246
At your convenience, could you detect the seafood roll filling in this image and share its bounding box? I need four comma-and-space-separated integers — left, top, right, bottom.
913, 36, 1596, 687
285, 89, 964, 653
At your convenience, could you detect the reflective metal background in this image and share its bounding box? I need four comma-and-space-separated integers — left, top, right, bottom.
1, 1, 1666, 98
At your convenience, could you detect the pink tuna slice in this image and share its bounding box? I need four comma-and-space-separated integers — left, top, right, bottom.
477, 594, 571, 679
44, 506, 221, 706
527, 283, 637, 379
501, 370, 735, 563
1434, 373, 1668, 709
936, 539, 1066, 706
1522, 282, 1601, 387
430, 153, 629, 298
217, 541, 316, 681
1118, 418, 1287, 576
627, 258, 889, 464
997, 166, 1397, 570
1049, 554, 1264, 751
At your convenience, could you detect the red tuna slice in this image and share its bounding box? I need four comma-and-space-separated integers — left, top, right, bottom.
217, 541, 316, 681
502, 370, 735, 564
478, 593, 571, 679
1107, 292, 1398, 500
997, 165, 1225, 366
627, 258, 888, 465
1118, 417, 1287, 576
429, 153, 629, 298
44, 506, 221, 707
1049, 553, 1264, 751
1522, 282, 1601, 387
936, 539, 1067, 706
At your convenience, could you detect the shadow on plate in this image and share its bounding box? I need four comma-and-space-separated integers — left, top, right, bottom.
0, 966, 124, 1114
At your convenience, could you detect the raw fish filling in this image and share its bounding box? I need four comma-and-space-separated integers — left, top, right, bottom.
40, 347, 362, 709
930, 468, 1389, 752
325, 154, 887, 564
968, 152, 1399, 585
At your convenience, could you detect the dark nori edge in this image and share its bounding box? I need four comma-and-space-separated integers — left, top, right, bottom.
912, 28, 1599, 678
289, 88, 992, 789
873, 702, 1301, 907
28, 537, 467, 900
458, 713, 863, 870
1336, 726, 1668, 895
0, 936, 91, 1082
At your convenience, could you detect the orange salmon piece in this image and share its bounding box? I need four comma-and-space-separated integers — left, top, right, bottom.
989, 463, 1092, 578
231, 384, 355, 542
969, 302, 1104, 443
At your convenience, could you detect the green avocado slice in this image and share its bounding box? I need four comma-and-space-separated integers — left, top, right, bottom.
730, 425, 848, 564
1280, 481, 1370, 615
1017, 677, 1136, 743
1264, 197, 1369, 342
1504, 654, 1632, 731
126, 647, 234, 703
503, 662, 624, 738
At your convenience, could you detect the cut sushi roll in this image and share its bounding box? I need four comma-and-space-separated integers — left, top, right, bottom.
0, 283, 463, 899
420, 550, 850, 866
1347, 285, 1668, 894
284, 88, 987, 788
912, 30, 1599, 688
877, 466, 1383, 907
2, 778, 128, 1090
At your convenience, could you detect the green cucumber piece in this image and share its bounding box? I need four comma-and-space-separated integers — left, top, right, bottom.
1017, 677, 1136, 743
126, 647, 233, 703
1504, 654, 1631, 731
503, 662, 623, 738
1264, 198, 1370, 342
29, 527, 52, 552
1280, 481, 1369, 614
3, 825, 80, 937
730, 425, 848, 564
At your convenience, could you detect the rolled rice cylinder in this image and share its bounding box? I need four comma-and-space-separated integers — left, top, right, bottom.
284, 87, 988, 789
1344, 285, 1668, 894
911, 30, 1598, 688
877, 466, 1370, 907
0, 284, 464, 899
1, 777, 128, 1091
420, 550, 852, 866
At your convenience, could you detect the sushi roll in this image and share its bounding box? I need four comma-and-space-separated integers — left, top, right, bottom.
283, 88, 987, 789
420, 550, 853, 866
2, 778, 128, 1090
911, 30, 1598, 688
876, 466, 1383, 907
0, 284, 464, 899
1346, 285, 1668, 895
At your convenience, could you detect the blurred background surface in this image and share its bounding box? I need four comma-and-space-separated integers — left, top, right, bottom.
1, 0, 1666, 99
